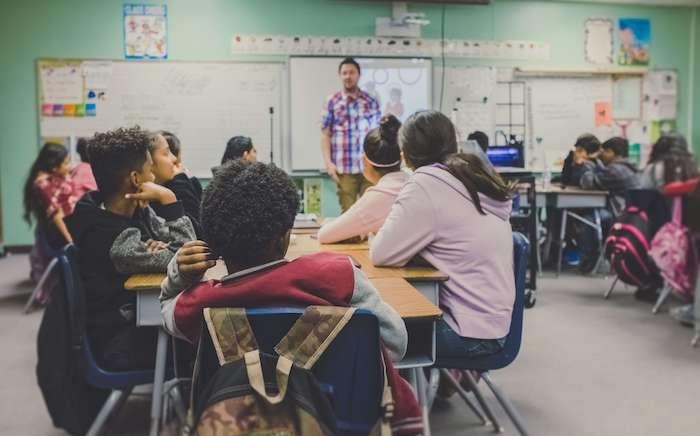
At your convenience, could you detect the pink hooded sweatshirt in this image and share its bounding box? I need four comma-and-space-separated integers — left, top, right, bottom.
370, 165, 515, 339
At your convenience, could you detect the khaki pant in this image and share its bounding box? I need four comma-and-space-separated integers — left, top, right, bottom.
336, 173, 371, 212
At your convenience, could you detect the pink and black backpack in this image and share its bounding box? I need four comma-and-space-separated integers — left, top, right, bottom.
604, 206, 660, 287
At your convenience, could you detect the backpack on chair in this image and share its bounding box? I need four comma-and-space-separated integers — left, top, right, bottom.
604, 206, 660, 287
187, 306, 394, 436
649, 197, 698, 300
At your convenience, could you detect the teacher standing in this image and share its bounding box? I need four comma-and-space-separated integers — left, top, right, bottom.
321, 57, 381, 212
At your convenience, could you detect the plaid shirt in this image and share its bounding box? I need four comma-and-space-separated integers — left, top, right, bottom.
34, 172, 77, 218
321, 89, 381, 174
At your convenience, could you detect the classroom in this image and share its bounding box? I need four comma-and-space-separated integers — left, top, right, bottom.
2, 0, 700, 435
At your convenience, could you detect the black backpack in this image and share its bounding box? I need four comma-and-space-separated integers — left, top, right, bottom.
604, 206, 660, 287
36, 249, 108, 435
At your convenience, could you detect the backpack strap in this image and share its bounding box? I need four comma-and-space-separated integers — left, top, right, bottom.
274, 306, 356, 369
203, 307, 258, 365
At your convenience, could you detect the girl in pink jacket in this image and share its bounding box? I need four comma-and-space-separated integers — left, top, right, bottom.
318, 114, 408, 243
371, 110, 516, 361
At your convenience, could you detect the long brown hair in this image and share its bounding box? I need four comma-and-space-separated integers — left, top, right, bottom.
400, 110, 514, 215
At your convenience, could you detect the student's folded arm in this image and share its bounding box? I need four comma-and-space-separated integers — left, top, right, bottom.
147, 202, 196, 247
159, 251, 200, 301
370, 181, 434, 266
317, 192, 377, 244
349, 263, 407, 360
110, 228, 176, 275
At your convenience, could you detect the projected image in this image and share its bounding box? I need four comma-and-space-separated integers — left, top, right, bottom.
359, 59, 430, 123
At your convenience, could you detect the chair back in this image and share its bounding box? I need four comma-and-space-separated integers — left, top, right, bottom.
56, 245, 154, 388
195, 307, 383, 436
441, 231, 529, 371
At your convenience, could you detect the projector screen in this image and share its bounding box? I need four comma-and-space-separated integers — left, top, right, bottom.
290, 57, 432, 171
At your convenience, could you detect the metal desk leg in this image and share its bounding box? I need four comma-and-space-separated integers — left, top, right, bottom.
535, 208, 543, 277
413, 367, 431, 436
592, 209, 605, 275
149, 328, 169, 436
556, 209, 568, 277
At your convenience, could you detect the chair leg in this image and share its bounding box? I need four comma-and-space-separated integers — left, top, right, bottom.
461, 371, 504, 432
556, 210, 568, 277
692, 333, 700, 348
23, 258, 58, 313
604, 276, 619, 299
412, 368, 431, 436
426, 368, 440, 411
652, 284, 672, 314
439, 369, 488, 426
481, 373, 532, 436
86, 389, 131, 436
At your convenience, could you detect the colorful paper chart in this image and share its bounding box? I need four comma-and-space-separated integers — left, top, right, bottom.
42, 103, 53, 116
63, 104, 76, 116
75, 104, 86, 117
85, 103, 97, 116
52, 104, 64, 116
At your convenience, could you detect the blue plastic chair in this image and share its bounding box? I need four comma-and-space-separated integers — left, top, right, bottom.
194, 307, 384, 436
57, 245, 156, 436
435, 232, 531, 436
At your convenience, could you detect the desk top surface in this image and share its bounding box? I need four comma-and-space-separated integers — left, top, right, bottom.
125, 274, 441, 319
539, 185, 608, 196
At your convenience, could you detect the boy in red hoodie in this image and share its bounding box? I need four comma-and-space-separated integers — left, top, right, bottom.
159, 160, 422, 434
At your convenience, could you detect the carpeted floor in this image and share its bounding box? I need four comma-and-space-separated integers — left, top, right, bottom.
0, 253, 697, 436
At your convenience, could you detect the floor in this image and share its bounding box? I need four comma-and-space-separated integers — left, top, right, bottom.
0, 253, 698, 436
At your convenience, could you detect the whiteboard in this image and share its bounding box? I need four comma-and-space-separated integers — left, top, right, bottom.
290, 57, 432, 171
39, 60, 284, 177
433, 66, 497, 144
526, 76, 615, 170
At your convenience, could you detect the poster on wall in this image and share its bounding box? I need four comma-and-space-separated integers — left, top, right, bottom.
124, 4, 167, 59
584, 19, 614, 64
618, 18, 650, 66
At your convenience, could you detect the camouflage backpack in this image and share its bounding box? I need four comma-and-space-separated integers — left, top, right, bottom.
186, 306, 394, 436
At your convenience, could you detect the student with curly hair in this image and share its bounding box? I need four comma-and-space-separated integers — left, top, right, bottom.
66, 126, 196, 370
160, 161, 423, 433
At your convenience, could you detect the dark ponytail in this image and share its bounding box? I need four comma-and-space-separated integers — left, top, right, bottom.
363, 114, 402, 173
23, 142, 69, 224
400, 110, 514, 215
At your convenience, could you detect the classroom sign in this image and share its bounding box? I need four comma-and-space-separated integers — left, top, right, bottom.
124, 4, 168, 59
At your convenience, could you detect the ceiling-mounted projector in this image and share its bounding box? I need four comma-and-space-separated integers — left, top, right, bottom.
376, 2, 430, 38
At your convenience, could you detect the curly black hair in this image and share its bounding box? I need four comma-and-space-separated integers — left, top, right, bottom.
201, 161, 299, 265
88, 126, 150, 197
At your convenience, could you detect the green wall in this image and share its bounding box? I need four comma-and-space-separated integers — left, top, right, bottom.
1, 0, 697, 245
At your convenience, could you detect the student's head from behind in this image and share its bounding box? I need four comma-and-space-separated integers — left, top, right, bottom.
88, 127, 154, 199
148, 133, 178, 184
648, 132, 688, 164
574, 133, 601, 156
23, 142, 70, 223
399, 110, 457, 170
76, 137, 90, 163
400, 110, 512, 214
467, 131, 489, 153
338, 57, 361, 93
362, 114, 402, 184
159, 130, 181, 164
222, 136, 256, 165
201, 161, 299, 270
600, 137, 629, 165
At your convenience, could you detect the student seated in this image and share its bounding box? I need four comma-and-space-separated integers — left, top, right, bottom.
212, 135, 257, 175
559, 133, 601, 186
370, 110, 515, 362
579, 137, 640, 195
160, 130, 203, 195
160, 161, 422, 432
24, 143, 76, 282
575, 137, 640, 272
71, 137, 97, 200
67, 127, 195, 370
150, 131, 203, 236
639, 133, 698, 189
467, 130, 489, 153
317, 114, 408, 244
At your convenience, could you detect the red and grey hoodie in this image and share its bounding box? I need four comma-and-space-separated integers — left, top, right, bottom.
160, 251, 423, 435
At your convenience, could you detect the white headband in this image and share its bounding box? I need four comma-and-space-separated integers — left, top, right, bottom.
365, 154, 401, 168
